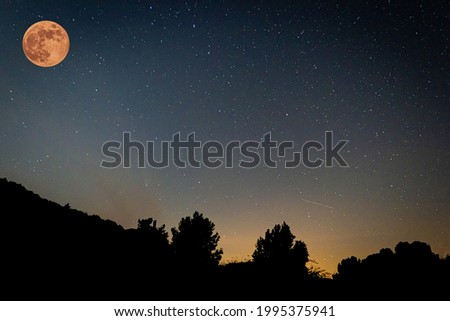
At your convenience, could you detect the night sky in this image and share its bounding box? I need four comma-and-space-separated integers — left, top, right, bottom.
1, 0, 449, 273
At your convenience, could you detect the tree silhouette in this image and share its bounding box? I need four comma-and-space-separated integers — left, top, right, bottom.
1, 177, 449, 300
137, 218, 169, 247
393, 241, 441, 296
335, 256, 361, 281
253, 222, 309, 277
333, 241, 449, 299
122, 217, 173, 285
291, 240, 309, 268
171, 211, 223, 269
134, 217, 171, 258
394, 241, 439, 266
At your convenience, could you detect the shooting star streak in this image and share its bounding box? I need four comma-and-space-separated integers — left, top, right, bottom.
300, 198, 335, 210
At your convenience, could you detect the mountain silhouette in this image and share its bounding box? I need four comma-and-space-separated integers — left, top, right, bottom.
0, 178, 448, 300
0, 178, 171, 299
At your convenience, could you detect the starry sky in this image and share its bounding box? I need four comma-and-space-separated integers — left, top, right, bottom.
1, 0, 449, 273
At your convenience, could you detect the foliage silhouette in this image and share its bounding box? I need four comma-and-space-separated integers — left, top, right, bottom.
136, 217, 170, 252
335, 256, 362, 283
126, 217, 173, 279
0, 178, 449, 300
253, 222, 309, 278
171, 211, 223, 270
333, 241, 448, 299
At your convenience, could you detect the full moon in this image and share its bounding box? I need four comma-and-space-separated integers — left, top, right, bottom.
22, 21, 70, 67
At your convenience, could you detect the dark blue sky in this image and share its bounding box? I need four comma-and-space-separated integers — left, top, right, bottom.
1, 0, 449, 272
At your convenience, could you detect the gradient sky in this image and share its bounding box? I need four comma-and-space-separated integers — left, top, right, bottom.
1, 0, 449, 273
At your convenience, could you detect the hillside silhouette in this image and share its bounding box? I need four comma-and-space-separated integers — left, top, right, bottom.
0, 178, 449, 300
